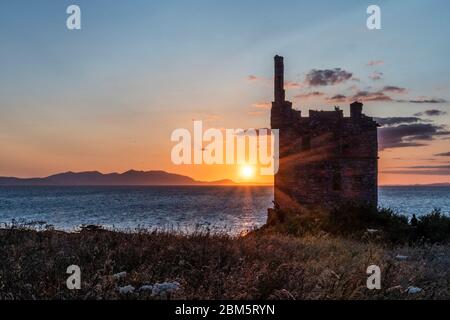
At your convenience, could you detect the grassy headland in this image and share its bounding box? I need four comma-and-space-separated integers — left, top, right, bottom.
2, 206, 450, 300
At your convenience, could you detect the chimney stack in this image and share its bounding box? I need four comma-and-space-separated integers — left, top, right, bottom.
274, 55, 285, 103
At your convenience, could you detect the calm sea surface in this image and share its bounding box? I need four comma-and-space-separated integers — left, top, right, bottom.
0, 186, 449, 234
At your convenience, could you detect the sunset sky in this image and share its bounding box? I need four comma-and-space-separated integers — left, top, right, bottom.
1, 0, 450, 185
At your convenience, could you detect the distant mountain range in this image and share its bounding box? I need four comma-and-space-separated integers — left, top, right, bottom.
0, 170, 236, 186
1, 170, 448, 187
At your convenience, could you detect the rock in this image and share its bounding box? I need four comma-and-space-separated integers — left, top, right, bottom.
139, 285, 153, 292
406, 286, 422, 294
386, 285, 403, 293
118, 285, 135, 294
152, 282, 180, 297
113, 271, 127, 280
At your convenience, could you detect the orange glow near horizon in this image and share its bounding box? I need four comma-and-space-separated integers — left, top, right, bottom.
2, 144, 450, 185
2, 149, 450, 186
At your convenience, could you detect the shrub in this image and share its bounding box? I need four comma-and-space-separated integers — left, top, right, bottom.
416, 209, 450, 243
264, 204, 450, 245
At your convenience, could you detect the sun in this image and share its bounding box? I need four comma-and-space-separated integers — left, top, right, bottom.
240, 165, 255, 179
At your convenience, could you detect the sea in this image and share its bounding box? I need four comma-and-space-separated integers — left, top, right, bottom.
0, 186, 449, 234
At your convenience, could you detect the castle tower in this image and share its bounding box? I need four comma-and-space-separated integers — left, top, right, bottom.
271, 56, 378, 212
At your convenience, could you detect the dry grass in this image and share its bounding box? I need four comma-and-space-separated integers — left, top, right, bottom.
2, 226, 450, 300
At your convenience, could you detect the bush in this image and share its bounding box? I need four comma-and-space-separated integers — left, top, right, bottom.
416, 209, 450, 243
263, 204, 450, 245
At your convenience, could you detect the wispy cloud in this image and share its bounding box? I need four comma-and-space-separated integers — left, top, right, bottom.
325, 85, 444, 105
397, 98, 448, 104
374, 117, 424, 126
251, 102, 271, 109
367, 60, 384, 67
414, 109, 448, 117
246, 75, 271, 86
326, 94, 347, 103
382, 163, 450, 175
294, 91, 324, 100
382, 86, 407, 94
435, 152, 450, 156
352, 90, 392, 102
284, 81, 303, 89
350, 86, 407, 102
369, 71, 383, 81
381, 169, 450, 175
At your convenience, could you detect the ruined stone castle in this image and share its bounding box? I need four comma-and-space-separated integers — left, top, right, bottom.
271, 56, 378, 211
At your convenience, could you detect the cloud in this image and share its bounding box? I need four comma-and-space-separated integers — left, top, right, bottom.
435, 152, 450, 156
369, 71, 383, 81
397, 98, 448, 104
414, 109, 448, 117
381, 169, 450, 175
294, 91, 324, 100
406, 165, 450, 169
342, 86, 407, 103
324, 84, 442, 105
326, 94, 347, 103
284, 81, 303, 89
251, 102, 271, 109
382, 164, 450, 175
436, 130, 450, 136
252, 101, 272, 109
367, 60, 384, 67
382, 86, 407, 94
374, 117, 423, 126
246, 75, 271, 86
327, 86, 407, 102
378, 123, 450, 150
304, 68, 353, 86
352, 90, 393, 102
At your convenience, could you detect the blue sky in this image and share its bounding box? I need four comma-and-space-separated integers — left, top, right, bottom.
0, 0, 449, 183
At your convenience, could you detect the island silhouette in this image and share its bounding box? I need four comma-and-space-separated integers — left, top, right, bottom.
0, 170, 237, 186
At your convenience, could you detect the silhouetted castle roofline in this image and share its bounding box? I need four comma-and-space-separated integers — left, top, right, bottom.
271, 55, 376, 128
309, 107, 343, 120
302, 104, 374, 121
